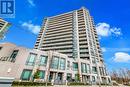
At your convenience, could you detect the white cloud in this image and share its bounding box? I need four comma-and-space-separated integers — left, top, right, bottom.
113, 52, 130, 62
110, 28, 122, 36
27, 0, 35, 7
101, 47, 130, 52
96, 23, 111, 36
101, 47, 106, 52
22, 22, 41, 34
96, 23, 122, 37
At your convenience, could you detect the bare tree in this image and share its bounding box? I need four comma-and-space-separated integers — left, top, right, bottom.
110, 68, 130, 85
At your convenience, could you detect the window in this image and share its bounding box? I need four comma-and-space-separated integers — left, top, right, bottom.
92, 76, 96, 82
96, 58, 99, 62
86, 64, 90, 73
99, 67, 104, 75
51, 56, 59, 69
81, 63, 87, 73
59, 58, 65, 70
10, 50, 19, 59
73, 62, 78, 71
39, 55, 48, 66
67, 61, 70, 70
75, 74, 80, 81
39, 71, 45, 79
104, 68, 107, 75
100, 67, 106, 76
21, 69, 32, 80
26, 53, 37, 66
51, 57, 66, 70
92, 67, 97, 74
67, 73, 72, 81
92, 58, 96, 63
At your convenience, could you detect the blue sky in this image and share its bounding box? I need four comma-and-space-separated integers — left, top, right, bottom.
0, 0, 130, 71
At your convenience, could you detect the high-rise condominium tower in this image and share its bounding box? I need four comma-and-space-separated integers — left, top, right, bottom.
0, 18, 10, 39
34, 7, 111, 83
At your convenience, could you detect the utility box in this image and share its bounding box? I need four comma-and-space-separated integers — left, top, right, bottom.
0, 77, 14, 87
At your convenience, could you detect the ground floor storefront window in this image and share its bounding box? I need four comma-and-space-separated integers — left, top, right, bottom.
21, 69, 32, 80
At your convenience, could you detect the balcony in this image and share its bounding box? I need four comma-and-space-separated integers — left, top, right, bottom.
41, 45, 73, 50
78, 17, 84, 21
48, 21, 72, 27
45, 35, 72, 41
79, 42, 88, 45
80, 45, 88, 48
44, 32, 72, 38
79, 37, 87, 41
46, 25, 72, 31
43, 40, 72, 45
80, 54, 90, 57
47, 23, 72, 29
0, 57, 15, 62
80, 49, 89, 53
42, 41, 72, 46
48, 19, 72, 25
57, 50, 73, 53
49, 17, 72, 23
49, 13, 72, 20
45, 29, 72, 35
46, 26, 72, 32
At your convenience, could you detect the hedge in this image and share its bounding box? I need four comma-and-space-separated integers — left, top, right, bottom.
112, 82, 119, 86
67, 82, 90, 86
124, 84, 130, 86
68, 82, 113, 86
12, 81, 52, 86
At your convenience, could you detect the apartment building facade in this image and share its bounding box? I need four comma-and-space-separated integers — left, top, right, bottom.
0, 18, 10, 39
34, 7, 111, 84
0, 42, 110, 84
0, 43, 67, 82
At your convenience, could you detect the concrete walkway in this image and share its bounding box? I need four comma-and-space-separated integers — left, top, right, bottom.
13, 85, 130, 87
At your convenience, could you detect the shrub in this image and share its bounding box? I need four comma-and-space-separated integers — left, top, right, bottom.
33, 69, 40, 80
100, 83, 111, 86
12, 81, 51, 86
112, 82, 119, 86
75, 73, 80, 82
124, 83, 130, 86
68, 82, 89, 86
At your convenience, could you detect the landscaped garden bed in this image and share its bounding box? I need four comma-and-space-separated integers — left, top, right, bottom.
12, 81, 52, 86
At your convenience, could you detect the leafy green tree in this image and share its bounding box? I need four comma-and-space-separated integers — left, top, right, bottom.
75, 73, 80, 82
33, 69, 40, 80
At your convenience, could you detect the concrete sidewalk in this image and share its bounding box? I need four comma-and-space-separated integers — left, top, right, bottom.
13, 85, 130, 87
